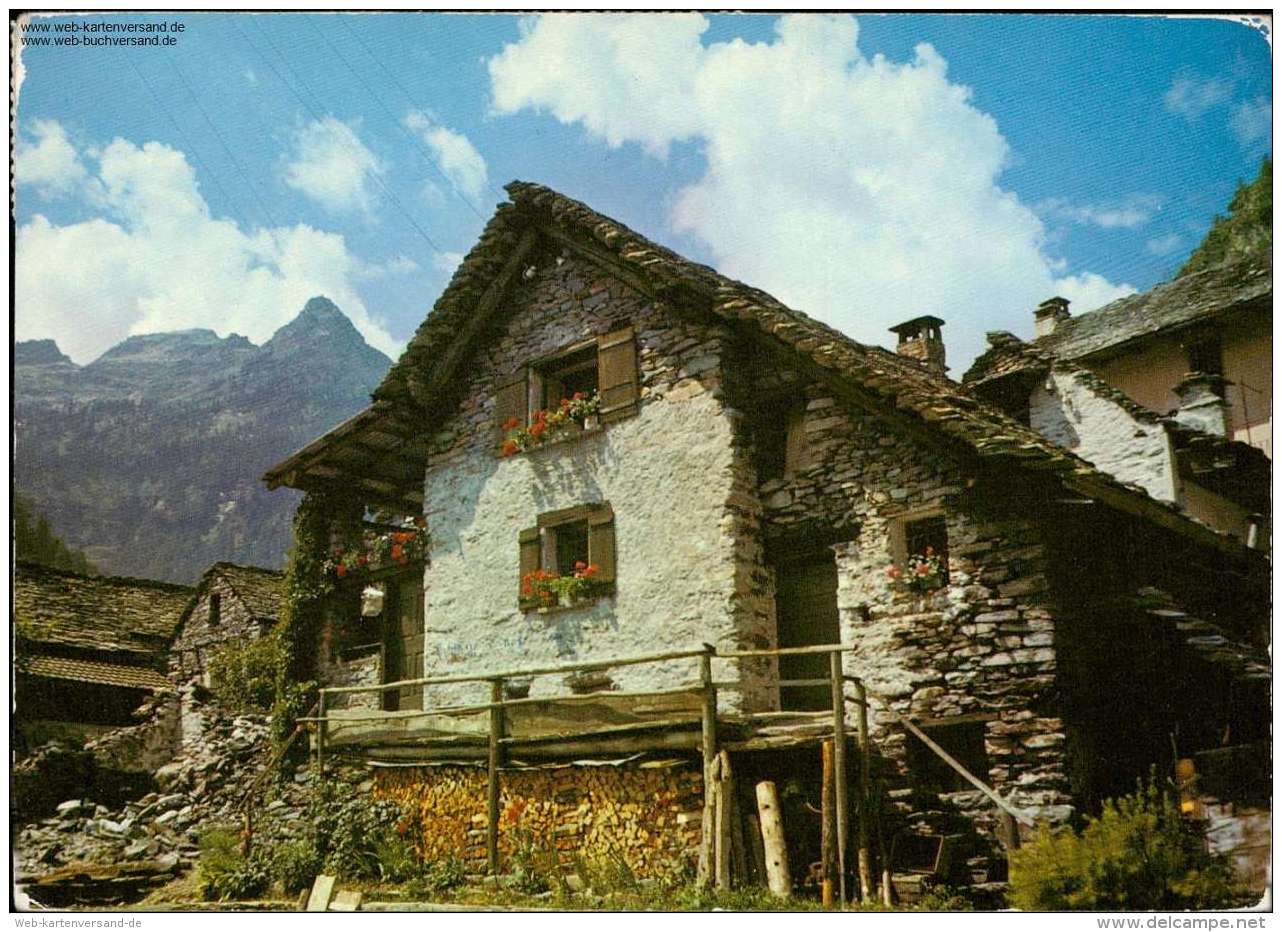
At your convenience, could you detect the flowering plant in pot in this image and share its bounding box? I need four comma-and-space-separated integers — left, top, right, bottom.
500, 391, 602, 457
886, 546, 946, 592
521, 562, 604, 609
326, 517, 429, 580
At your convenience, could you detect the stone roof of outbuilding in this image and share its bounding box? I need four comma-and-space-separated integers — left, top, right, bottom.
24, 654, 170, 690
964, 253, 1271, 386
210, 562, 285, 620
14, 562, 193, 657
277, 180, 1261, 559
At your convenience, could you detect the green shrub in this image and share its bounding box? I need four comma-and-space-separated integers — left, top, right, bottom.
507, 827, 558, 894
402, 855, 469, 899
268, 839, 323, 895
1009, 782, 1252, 910
308, 780, 405, 879
198, 826, 270, 901
208, 634, 281, 711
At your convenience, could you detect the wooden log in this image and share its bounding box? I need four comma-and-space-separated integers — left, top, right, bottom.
829, 651, 849, 904
487, 678, 503, 875
730, 774, 748, 888
755, 780, 791, 900
821, 740, 836, 906
698, 649, 718, 888
853, 676, 874, 903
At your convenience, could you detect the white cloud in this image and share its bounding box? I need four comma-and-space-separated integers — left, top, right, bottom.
433, 251, 465, 275
1037, 194, 1162, 230
16, 126, 401, 364
403, 110, 489, 202
1229, 97, 1271, 146
15, 119, 90, 198
488, 14, 1133, 364
1163, 75, 1234, 120
1145, 233, 1184, 257
282, 116, 383, 215
1052, 272, 1134, 316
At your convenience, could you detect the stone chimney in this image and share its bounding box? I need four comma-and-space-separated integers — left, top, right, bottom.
889, 316, 946, 375
1034, 296, 1071, 338
1172, 372, 1231, 437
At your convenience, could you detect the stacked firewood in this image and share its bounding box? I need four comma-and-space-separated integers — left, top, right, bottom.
375, 763, 703, 879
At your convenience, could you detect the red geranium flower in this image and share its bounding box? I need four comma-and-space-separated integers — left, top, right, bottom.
886, 566, 902, 580
529, 421, 546, 438
500, 439, 519, 457
391, 543, 404, 560
336, 564, 348, 578
502, 417, 520, 430
573, 392, 584, 401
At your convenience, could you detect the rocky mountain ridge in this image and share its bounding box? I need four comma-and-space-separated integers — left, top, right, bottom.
15, 297, 393, 583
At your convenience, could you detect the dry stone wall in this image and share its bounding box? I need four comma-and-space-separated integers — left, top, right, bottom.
374, 761, 702, 880
728, 354, 1075, 833
171, 580, 267, 683
417, 249, 768, 710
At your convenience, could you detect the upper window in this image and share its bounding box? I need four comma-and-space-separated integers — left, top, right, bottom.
208, 593, 221, 627
519, 503, 616, 608
493, 328, 639, 455
1185, 331, 1224, 377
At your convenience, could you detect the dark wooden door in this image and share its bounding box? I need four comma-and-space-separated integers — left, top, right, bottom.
382, 575, 424, 712
775, 554, 840, 711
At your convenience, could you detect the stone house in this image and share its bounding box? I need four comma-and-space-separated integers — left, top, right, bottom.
14, 561, 192, 746
965, 253, 1271, 457
263, 183, 1270, 891
171, 562, 285, 684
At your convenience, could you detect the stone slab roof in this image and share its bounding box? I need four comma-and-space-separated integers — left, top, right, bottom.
210, 562, 285, 620
24, 654, 170, 690
271, 181, 1263, 560
14, 562, 193, 657
966, 253, 1271, 386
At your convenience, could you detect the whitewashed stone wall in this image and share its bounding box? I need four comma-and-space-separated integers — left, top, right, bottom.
418, 252, 764, 710
1029, 369, 1178, 503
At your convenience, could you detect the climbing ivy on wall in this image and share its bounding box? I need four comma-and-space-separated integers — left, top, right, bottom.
271, 490, 362, 771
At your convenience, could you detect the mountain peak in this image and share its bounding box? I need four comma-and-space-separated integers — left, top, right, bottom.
300, 296, 345, 321
265, 296, 389, 366
16, 339, 75, 366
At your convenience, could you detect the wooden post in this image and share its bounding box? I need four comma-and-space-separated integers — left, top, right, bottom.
698, 649, 718, 888
999, 809, 1023, 851
316, 690, 326, 775
714, 752, 732, 890
820, 740, 836, 907
755, 780, 791, 899
829, 651, 849, 904
745, 814, 767, 886
853, 676, 874, 902
487, 678, 504, 875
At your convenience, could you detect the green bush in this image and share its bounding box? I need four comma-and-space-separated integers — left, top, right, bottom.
402, 855, 469, 899
268, 839, 323, 895
198, 826, 270, 901
1009, 782, 1252, 910
308, 780, 406, 879
208, 634, 281, 711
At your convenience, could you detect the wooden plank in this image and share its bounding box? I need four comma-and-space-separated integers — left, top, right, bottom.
305, 875, 336, 912
745, 814, 767, 887
821, 740, 836, 906
719, 643, 855, 659
714, 751, 732, 890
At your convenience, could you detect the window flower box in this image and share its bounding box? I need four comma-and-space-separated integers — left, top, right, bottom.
521, 562, 607, 611
500, 391, 602, 457
326, 519, 429, 581
887, 546, 946, 593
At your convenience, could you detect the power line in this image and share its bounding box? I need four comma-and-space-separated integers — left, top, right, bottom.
167, 59, 282, 230
125, 58, 258, 233
332, 16, 497, 220
235, 16, 443, 255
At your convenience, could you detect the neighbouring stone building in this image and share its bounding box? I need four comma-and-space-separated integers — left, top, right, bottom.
14, 562, 192, 748
263, 182, 1270, 893
171, 562, 285, 684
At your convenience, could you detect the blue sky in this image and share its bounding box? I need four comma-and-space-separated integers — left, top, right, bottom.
14, 12, 1272, 370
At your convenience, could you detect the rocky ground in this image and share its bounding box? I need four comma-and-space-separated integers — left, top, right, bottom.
12, 692, 363, 907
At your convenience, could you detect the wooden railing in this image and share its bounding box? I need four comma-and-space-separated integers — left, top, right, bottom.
304, 642, 1033, 901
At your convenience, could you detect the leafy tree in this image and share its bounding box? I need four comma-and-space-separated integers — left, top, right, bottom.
14, 496, 98, 575
1180, 159, 1272, 276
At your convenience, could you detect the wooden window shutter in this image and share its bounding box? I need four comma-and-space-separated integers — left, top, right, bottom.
518, 526, 541, 598
596, 327, 638, 424
587, 503, 616, 584
494, 370, 529, 445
